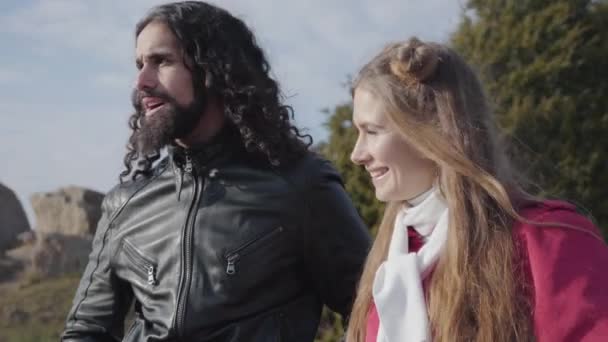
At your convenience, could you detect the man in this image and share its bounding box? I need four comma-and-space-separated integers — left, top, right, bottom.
61, 1, 371, 342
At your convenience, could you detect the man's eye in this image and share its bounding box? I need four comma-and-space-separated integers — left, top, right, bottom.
155, 57, 171, 66
366, 129, 378, 135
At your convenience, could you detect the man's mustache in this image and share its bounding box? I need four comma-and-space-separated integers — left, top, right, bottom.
131, 88, 174, 110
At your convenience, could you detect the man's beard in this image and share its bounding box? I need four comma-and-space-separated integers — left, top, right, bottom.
131, 87, 207, 156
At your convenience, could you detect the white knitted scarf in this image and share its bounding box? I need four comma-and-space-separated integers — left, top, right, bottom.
373, 187, 449, 342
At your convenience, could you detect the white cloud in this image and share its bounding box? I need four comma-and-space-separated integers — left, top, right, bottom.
0, 68, 24, 84
93, 72, 132, 91
1, 0, 149, 63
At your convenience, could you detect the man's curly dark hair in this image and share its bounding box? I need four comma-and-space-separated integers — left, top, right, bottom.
120, 1, 312, 182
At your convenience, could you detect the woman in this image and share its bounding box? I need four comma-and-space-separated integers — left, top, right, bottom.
346, 37, 608, 342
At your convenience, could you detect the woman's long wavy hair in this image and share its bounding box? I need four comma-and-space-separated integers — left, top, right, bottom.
346, 38, 535, 342
120, 1, 311, 182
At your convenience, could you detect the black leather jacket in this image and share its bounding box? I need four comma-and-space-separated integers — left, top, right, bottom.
62, 133, 371, 342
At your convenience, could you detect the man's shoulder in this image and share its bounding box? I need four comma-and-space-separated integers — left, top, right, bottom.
276, 151, 343, 189
102, 157, 171, 215
102, 181, 137, 214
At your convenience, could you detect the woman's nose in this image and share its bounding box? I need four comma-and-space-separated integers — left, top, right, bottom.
350, 139, 369, 165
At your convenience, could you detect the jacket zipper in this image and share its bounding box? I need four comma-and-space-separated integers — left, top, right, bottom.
122, 239, 157, 286
174, 151, 202, 339
224, 226, 284, 275
176, 154, 192, 201
184, 154, 193, 173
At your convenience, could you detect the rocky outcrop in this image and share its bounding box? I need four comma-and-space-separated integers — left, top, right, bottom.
30, 186, 104, 236
0, 185, 107, 286
30, 233, 93, 278
0, 183, 30, 254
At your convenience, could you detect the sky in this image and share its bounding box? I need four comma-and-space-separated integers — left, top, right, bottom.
0, 0, 464, 226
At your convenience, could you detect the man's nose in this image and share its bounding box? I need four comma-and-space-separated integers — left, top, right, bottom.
135, 66, 156, 91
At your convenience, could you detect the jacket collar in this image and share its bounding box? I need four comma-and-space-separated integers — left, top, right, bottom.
168, 124, 244, 172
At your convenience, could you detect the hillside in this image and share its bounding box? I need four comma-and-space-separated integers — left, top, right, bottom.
0, 274, 80, 342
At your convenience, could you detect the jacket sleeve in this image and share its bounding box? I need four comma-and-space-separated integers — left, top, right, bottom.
517, 208, 608, 342
61, 193, 133, 342
300, 159, 372, 319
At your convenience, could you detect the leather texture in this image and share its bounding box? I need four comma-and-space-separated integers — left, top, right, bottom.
62, 133, 371, 342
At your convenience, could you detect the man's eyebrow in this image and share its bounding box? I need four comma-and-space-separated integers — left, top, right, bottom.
136, 50, 176, 64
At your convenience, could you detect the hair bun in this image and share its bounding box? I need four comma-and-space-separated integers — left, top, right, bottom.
389, 37, 439, 84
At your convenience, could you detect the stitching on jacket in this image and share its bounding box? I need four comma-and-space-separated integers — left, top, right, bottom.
68, 163, 169, 329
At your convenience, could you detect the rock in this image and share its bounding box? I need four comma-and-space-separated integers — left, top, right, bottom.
30, 233, 93, 278
30, 186, 104, 237
5, 241, 35, 269
0, 254, 25, 283
1, 239, 36, 285
16, 231, 36, 245
0, 183, 31, 253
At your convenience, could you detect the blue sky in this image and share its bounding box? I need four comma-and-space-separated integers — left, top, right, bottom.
0, 0, 463, 226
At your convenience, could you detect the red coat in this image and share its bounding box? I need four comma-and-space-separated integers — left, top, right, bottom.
365, 200, 608, 341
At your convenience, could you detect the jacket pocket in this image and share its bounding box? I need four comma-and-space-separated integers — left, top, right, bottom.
121, 239, 158, 286
224, 225, 284, 275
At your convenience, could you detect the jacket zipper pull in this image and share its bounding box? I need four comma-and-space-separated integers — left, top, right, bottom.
184, 153, 193, 173
226, 254, 239, 275
147, 265, 157, 285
